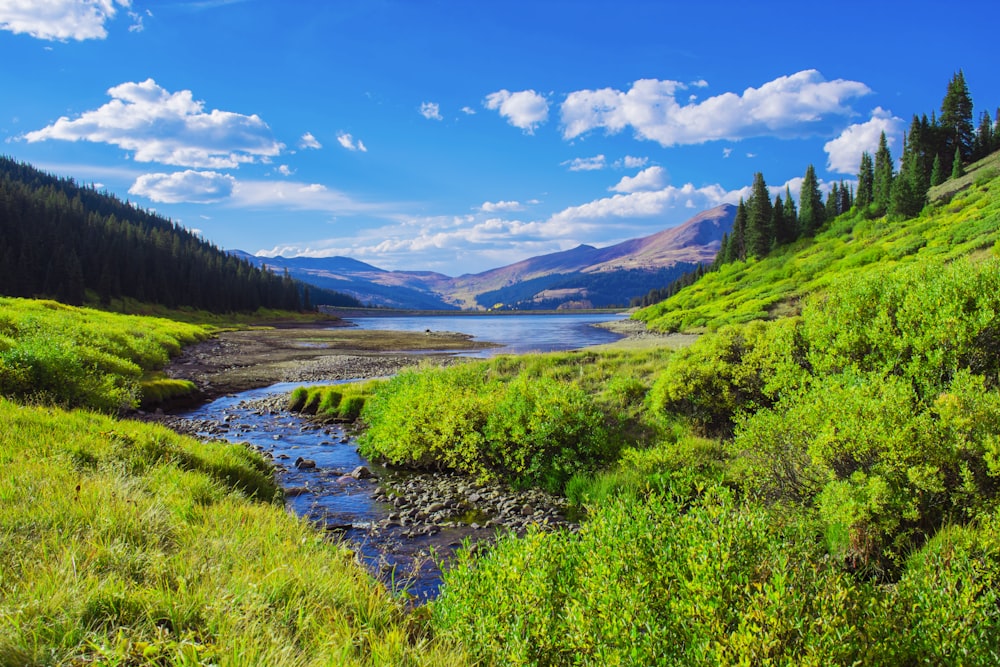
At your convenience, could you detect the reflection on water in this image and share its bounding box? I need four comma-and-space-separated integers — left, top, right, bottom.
344, 312, 626, 356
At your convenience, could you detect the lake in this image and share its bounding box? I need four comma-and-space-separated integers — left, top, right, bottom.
343, 312, 627, 356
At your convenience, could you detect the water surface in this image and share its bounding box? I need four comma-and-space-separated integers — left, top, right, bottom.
345, 312, 625, 356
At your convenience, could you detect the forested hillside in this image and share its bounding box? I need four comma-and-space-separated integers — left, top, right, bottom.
0, 157, 361, 312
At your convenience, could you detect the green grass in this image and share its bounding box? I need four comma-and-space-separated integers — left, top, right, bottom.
0, 297, 210, 412
0, 399, 465, 666
636, 155, 1000, 332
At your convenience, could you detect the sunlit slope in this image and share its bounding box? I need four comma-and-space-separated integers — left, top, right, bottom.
636, 151, 1000, 332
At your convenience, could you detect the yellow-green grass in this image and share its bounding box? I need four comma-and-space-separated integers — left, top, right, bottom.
0, 297, 209, 412
0, 399, 465, 666
637, 153, 1000, 332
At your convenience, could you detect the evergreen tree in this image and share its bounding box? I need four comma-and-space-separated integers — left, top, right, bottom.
872, 131, 894, 216
798, 164, 825, 236
839, 180, 853, 213
929, 153, 944, 187
771, 194, 793, 246
782, 186, 798, 237
951, 146, 965, 179
856, 151, 874, 210
745, 172, 773, 258
825, 182, 840, 219
730, 200, 747, 262
940, 70, 975, 162
973, 111, 995, 160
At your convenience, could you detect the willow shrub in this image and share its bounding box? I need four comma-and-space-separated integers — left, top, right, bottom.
358, 364, 611, 492
432, 486, 893, 666
732, 259, 1000, 570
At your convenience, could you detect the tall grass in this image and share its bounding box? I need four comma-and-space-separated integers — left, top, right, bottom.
0, 398, 465, 666
0, 298, 209, 411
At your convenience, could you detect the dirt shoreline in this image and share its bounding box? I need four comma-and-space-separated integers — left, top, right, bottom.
150, 325, 495, 410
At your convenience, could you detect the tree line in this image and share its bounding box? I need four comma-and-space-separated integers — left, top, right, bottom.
0, 157, 361, 312
633, 70, 998, 308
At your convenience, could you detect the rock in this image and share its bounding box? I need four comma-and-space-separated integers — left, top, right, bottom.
520, 504, 534, 516
294, 457, 316, 470
350, 465, 374, 480
284, 486, 311, 497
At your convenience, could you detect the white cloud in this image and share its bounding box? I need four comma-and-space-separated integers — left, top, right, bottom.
620, 155, 648, 169
723, 147, 733, 158
563, 155, 606, 171
823, 106, 905, 174
299, 132, 322, 149
479, 200, 524, 213
484, 89, 549, 134
560, 69, 871, 146
229, 179, 389, 214
420, 101, 443, 121
129, 170, 236, 203
461, 106, 476, 115
277, 164, 293, 176
23, 79, 284, 168
0, 0, 130, 41
336, 132, 367, 152
127, 8, 150, 32
549, 182, 736, 225
610, 166, 668, 193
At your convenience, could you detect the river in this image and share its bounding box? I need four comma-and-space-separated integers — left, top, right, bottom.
179, 313, 624, 601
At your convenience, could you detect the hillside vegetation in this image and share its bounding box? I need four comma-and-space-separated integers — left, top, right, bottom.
344, 159, 1000, 664
635, 150, 1000, 332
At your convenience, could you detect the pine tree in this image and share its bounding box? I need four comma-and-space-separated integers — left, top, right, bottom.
798, 164, 825, 236
929, 154, 944, 187
974, 111, 995, 160
940, 70, 975, 162
771, 194, 793, 246
856, 151, 874, 210
730, 200, 748, 262
782, 186, 798, 238
745, 172, 773, 258
951, 146, 965, 179
825, 182, 840, 219
873, 132, 894, 216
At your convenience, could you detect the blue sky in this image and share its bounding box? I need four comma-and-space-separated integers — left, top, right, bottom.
2, 0, 999, 275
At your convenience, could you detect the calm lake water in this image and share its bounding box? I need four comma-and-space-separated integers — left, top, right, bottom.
344, 312, 627, 356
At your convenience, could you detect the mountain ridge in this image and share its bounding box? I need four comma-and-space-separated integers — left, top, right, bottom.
240, 203, 736, 310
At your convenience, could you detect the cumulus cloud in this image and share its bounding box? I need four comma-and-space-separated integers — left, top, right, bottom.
299, 132, 322, 149
823, 106, 905, 174
420, 102, 443, 121
549, 182, 736, 225
0, 0, 130, 41
336, 132, 367, 152
484, 89, 549, 133
461, 106, 476, 115
129, 170, 236, 203
609, 166, 668, 193
277, 164, 293, 176
560, 69, 871, 146
23, 79, 284, 168
479, 200, 524, 213
562, 155, 606, 171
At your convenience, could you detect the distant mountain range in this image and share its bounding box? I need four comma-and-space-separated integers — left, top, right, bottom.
235, 203, 736, 310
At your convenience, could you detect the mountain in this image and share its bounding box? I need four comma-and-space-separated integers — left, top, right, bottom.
231, 252, 458, 310
242, 204, 736, 310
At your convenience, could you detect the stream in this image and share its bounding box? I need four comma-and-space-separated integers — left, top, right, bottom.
176, 314, 623, 601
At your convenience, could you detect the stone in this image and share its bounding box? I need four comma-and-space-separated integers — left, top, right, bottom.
350, 465, 374, 480
294, 457, 316, 470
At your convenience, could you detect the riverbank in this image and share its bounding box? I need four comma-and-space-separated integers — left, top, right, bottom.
148, 324, 495, 408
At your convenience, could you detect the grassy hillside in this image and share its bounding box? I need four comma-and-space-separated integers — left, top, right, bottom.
635, 151, 1000, 332
0, 302, 465, 666
344, 159, 1000, 664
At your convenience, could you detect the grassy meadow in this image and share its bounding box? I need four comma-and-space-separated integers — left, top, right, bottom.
3, 156, 1000, 665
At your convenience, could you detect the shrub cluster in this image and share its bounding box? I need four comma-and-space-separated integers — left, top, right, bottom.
288, 380, 383, 422
358, 364, 612, 492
